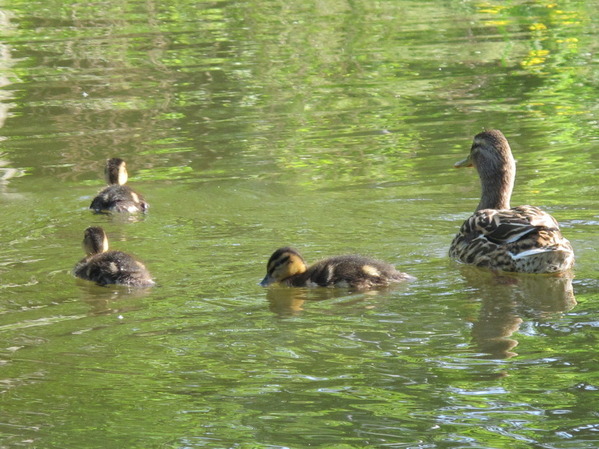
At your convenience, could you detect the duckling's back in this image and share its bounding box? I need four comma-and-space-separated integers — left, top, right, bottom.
90, 185, 148, 214
74, 250, 154, 287
296, 255, 412, 289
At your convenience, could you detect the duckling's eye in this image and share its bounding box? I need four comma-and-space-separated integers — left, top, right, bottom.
268, 255, 290, 275
275, 256, 290, 267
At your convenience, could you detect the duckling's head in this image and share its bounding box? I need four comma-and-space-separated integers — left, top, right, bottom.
455, 129, 516, 211
82, 226, 109, 256
260, 247, 308, 287
104, 158, 128, 185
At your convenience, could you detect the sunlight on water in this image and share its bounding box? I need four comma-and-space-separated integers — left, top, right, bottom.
0, 0, 598, 448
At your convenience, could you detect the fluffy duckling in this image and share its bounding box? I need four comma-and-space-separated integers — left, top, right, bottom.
449, 129, 574, 273
73, 226, 154, 287
260, 247, 413, 289
90, 158, 148, 213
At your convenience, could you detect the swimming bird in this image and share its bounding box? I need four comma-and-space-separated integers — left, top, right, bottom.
260, 247, 413, 289
73, 226, 154, 287
449, 129, 574, 273
90, 158, 148, 213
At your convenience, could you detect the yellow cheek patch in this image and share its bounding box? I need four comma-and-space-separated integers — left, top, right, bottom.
118, 166, 129, 185
362, 265, 381, 277
130, 192, 139, 203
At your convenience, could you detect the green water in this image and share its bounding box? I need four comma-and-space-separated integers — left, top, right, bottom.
1, 0, 598, 447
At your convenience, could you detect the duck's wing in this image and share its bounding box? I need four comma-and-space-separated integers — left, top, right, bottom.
461, 205, 560, 246
451, 205, 573, 273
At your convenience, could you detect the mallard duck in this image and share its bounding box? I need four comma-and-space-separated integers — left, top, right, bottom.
449, 129, 574, 273
90, 158, 148, 213
73, 226, 154, 287
260, 247, 414, 289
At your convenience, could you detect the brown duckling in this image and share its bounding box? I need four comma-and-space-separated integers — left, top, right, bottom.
260, 247, 413, 290
73, 226, 154, 287
90, 158, 148, 213
449, 130, 574, 273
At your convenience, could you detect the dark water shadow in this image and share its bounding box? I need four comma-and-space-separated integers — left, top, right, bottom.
458, 266, 576, 359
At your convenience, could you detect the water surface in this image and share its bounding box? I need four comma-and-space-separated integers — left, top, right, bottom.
1, 0, 598, 448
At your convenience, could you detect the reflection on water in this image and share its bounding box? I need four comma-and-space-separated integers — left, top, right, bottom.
266, 287, 334, 316
0, 154, 25, 200
265, 286, 388, 317
0, 0, 597, 447
74, 279, 153, 316
459, 266, 576, 359
86, 209, 149, 224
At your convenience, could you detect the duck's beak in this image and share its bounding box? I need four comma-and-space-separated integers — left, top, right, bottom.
259, 274, 274, 287
454, 155, 473, 168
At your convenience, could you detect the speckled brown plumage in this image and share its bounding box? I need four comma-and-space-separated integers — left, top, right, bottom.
449, 130, 574, 274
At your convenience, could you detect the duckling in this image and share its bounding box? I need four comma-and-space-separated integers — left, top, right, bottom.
449, 129, 574, 273
90, 158, 148, 213
73, 226, 154, 287
260, 247, 413, 290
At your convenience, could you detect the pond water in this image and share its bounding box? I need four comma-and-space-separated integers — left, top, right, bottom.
1, 0, 598, 447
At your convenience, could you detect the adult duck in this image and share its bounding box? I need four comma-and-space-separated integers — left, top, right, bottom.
449, 129, 574, 273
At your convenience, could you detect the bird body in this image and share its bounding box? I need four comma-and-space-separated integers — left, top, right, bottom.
450, 130, 574, 273
90, 158, 148, 213
73, 226, 154, 287
260, 247, 413, 290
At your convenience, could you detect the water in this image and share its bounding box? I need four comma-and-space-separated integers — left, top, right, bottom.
1, 0, 598, 447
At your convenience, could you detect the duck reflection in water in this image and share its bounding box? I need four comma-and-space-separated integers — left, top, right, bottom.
459, 266, 576, 359
74, 280, 154, 316
266, 287, 336, 317
265, 287, 389, 317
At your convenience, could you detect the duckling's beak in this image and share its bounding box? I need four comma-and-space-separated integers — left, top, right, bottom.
454, 155, 473, 168
259, 274, 274, 287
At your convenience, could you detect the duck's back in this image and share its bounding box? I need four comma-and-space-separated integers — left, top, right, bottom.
90, 185, 148, 213
291, 255, 412, 289
74, 250, 154, 286
450, 205, 574, 273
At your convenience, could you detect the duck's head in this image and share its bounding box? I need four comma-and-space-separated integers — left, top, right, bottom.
455, 130, 514, 170
455, 129, 516, 210
260, 247, 308, 286
104, 158, 128, 185
82, 226, 109, 256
